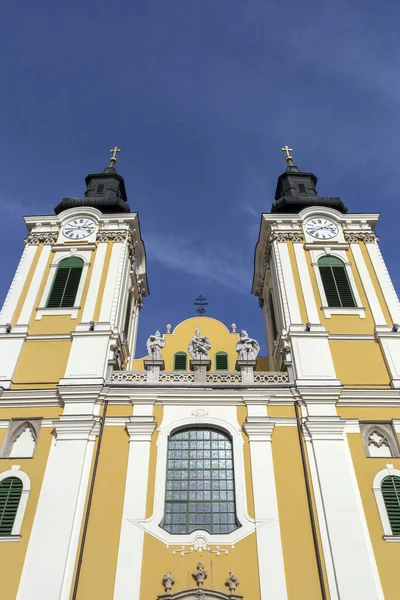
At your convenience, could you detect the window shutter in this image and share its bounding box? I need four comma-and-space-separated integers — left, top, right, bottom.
215, 353, 228, 370
318, 256, 355, 308
0, 477, 23, 535
174, 353, 187, 370
381, 476, 400, 535
47, 258, 83, 308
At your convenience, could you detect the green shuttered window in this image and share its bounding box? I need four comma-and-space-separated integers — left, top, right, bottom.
0, 477, 23, 535
215, 352, 228, 370
318, 256, 356, 308
46, 257, 84, 308
382, 476, 400, 535
174, 352, 187, 370
163, 428, 239, 534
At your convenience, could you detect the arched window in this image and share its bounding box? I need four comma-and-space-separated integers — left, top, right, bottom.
381, 476, 400, 535
46, 257, 84, 308
163, 428, 239, 535
0, 477, 23, 535
318, 256, 355, 308
215, 352, 228, 371
174, 352, 187, 371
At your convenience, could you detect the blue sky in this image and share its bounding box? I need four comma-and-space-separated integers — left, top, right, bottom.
1, 0, 400, 357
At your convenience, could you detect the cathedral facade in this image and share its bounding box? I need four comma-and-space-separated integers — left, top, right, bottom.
0, 149, 400, 599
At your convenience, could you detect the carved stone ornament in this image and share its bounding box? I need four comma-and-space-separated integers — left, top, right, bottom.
192, 562, 208, 588
344, 231, 378, 243
162, 571, 175, 594
24, 231, 58, 245
225, 572, 240, 594
188, 329, 211, 360
146, 330, 166, 360
236, 330, 260, 361
96, 230, 136, 263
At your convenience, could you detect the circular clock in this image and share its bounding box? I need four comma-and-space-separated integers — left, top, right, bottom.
305, 218, 339, 240
62, 218, 96, 240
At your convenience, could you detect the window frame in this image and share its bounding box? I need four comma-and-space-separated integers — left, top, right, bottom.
0, 468, 30, 541
360, 423, 400, 458
46, 256, 84, 309
174, 352, 188, 371
373, 466, 400, 541
215, 352, 229, 371
0, 419, 41, 459
311, 249, 365, 318
36, 249, 91, 320
140, 412, 255, 547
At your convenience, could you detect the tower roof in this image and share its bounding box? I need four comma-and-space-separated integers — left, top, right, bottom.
271, 149, 348, 214
54, 148, 131, 215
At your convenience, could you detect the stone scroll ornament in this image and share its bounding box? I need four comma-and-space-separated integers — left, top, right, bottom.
236, 330, 260, 361
146, 330, 166, 360
192, 561, 208, 588
188, 329, 211, 360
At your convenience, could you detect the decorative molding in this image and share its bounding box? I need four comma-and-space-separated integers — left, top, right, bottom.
344, 231, 378, 244
171, 537, 230, 557
360, 423, 400, 458
192, 562, 208, 588
0, 419, 41, 458
96, 229, 136, 264
304, 418, 346, 440
24, 231, 58, 245
243, 417, 275, 442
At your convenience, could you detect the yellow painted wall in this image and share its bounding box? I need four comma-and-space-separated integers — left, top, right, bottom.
305, 247, 377, 335
329, 341, 391, 387
12, 340, 72, 388
133, 317, 242, 371
140, 533, 261, 599
347, 433, 400, 599
73, 426, 130, 600
273, 426, 326, 599
0, 426, 54, 600
338, 407, 400, 420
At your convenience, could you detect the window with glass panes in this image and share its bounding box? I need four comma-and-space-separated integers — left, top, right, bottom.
163, 428, 239, 535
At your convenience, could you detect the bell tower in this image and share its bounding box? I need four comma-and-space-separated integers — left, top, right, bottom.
252, 147, 400, 389
0, 148, 148, 389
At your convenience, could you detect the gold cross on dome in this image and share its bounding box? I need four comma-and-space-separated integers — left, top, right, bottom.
281, 145, 293, 161
109, 146, 121, 162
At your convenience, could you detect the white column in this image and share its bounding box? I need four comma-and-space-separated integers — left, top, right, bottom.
17, 414, 98, 600
304, 417, 384, 600
17, 244, 52, 326
113, 406, 156, 600
351, 243, 386, 326
0, 243, 38, 325
243, 410, 288, 600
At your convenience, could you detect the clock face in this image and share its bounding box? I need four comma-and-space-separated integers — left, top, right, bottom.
305, 218, 339, 240
62, 218, 96, 240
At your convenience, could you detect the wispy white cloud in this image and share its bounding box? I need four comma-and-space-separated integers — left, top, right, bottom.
145, 231, 251, 293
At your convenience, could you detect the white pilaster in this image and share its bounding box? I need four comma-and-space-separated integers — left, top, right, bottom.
243, 411, 288, 600
80, 241, 108, 324
17, 244, 52, 326
99, 242, 125, 325
17, 414, 98, 600
366, 242, 400, 325
0, 244, 38, 325
276, 242, 302, 325
113, 406, 156, 600
293, 243, 321, 325
350, 243, 386, 326
304, 417, 384, 600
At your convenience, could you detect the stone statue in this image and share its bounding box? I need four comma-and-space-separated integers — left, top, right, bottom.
225, 572, 240, 594
146, 330, 166, 360
236, 330, 260, 361
192, 561, 208, 588
162, 571, 175, 594
188, 328, 211, 360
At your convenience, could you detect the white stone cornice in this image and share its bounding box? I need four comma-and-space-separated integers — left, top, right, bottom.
304, 417, 346, 440
57, 384, 105, 404
53, 415, 100, 441
297, 386, 342, 404
243, 417, 275, 442
125, 416, 156, 441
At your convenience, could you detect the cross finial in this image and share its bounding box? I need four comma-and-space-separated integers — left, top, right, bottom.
281, 145, 294, 162
109, 146, 121, 163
